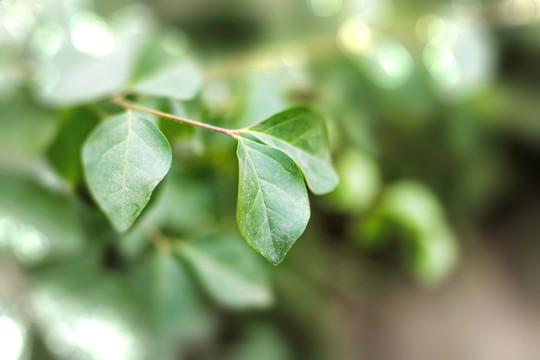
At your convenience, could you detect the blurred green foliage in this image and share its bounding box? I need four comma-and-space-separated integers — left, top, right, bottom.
1, 0, 540, 359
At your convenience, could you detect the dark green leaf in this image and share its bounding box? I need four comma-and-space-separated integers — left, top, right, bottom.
47, 107, 100, 183
243, 107, 338, 194
82, 111, 172, 232
236, 137, 310, 265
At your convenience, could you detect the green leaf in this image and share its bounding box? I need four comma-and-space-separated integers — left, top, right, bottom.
36, 36, 141, 105
236, 137, 310, 265
82, 111, 172, 232
243, 107, 338, 195
239, 72, 287, 128
228, 322, 294, 360
132, 60, 202, 100
30, 261, 149, 360
0, 173, 84, 263
47, 107, 100, 184
326, 149, 381, 212
133, 251, 213, 355
177, 233, 273, 308
0, 95, 58, 160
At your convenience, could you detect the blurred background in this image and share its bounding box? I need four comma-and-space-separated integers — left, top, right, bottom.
1, 0, 540, 359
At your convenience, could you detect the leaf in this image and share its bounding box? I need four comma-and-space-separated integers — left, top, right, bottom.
35, 9, 147, 105
227, 322, 293, 360
132, 60, 202, 100
239, 72, 287, 128
30, 261, 149, 360
36, 34, 142, 105
358, 181, 458, 284
0, 95, 58, 159
177, 233, 273, 308
82, 111, 172, 232
133, 251, 213, 354
243, 107, 338, 195
236, 137, 310, 265
0, 173, 84, 263
47, 107, 100, 183
326, 149, 380, 212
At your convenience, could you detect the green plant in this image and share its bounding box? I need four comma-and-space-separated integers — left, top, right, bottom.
83, 96, 337, 265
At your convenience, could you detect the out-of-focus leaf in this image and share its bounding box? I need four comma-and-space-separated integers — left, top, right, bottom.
410, 227, 458, 284
36, 38, 140, 105
327, 149, 380, 212
132, 60, 202, 100
0, 95, 58, 160
47, 107, 100, 184
360, 180, 458, 284
82, 111, 172, 232
240, 73, 287, 128
236, 137, 310, 265
177, 233, 273, 308
35, 10, 146, 105
118, 166, 215, 259
378, 181, 447, 236
133, 251, 213, 356
129, 29, 190, 85
143, 167, 215, 232
227, 322, 293, 360
0, 174, 83, 264
30, 261, 148, 360
243, 107, 338, 195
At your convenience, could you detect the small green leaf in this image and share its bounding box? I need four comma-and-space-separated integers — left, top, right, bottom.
236, 137, 310, 265
132, 60, 202, 100
244, 107, 338, 195
177, 233, 273, 308
82, 111, 172, 232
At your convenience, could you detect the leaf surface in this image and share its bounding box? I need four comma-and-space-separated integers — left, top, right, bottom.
82, 112, 171, 232
236, 137, 309, 265
244, 107, 338, 194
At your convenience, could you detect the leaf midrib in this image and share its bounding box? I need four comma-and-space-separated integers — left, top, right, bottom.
240, 139, 276, 255
122, 111, 133, 209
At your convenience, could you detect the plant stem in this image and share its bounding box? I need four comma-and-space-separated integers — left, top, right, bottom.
110, 96, 239, 138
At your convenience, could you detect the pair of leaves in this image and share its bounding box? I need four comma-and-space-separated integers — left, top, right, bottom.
236, 107, 338, 264
82, 107, 337, 264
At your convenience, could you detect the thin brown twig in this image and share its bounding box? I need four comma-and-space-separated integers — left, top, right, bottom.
110, 96, 239, 138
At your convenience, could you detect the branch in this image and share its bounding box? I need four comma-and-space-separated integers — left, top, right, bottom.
110, 96, 239, 138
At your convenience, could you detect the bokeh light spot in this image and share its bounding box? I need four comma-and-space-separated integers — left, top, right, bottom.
338, 16, 372, 54
30, 22, 65, 59
70, 12, 115, 57
0, 314, 25, 360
